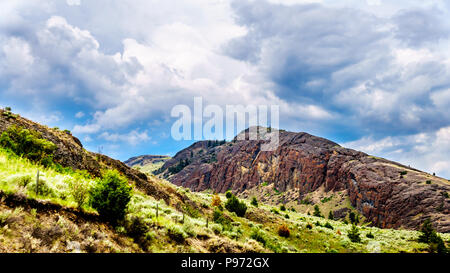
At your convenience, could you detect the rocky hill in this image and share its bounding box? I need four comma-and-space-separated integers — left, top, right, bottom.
158, 127, 450, 232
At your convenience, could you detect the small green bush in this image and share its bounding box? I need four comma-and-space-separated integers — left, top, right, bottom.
328, 211, 334, 220
366, 232, 375, 239
251, 197, 258, 207
313, 205, 322, 217
9, 174, 32, 187
125, 215, 149, 241
27, 178, 56, 198
349, 212, 359, 224
213, 208, 230, 227
250, 229, 266, 246
224, 194, 247, 217
306, 223, 313, 229
280, 205, 286, 211
426, 180, 432, 185
418, 219, 448, 253
0, 125, 57, 166
90, 170, 132, 225
284, 214, 290, 219
183, 219, 196, 237
67, 175, 91, 208
225, 191, 232, 199
167, 224, 187, 243
324, 222, 334, 229
348, 224, 361, 243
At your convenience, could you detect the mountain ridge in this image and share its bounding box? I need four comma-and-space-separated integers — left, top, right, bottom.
155, 127, 450, 232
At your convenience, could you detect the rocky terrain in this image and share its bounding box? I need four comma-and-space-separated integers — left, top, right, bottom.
158, 127, 450, 232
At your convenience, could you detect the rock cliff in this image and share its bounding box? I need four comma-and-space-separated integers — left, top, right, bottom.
159, 128, 450, 232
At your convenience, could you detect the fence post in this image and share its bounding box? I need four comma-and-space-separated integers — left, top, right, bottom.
36, 170, 39, 195
206, 217, 209, 228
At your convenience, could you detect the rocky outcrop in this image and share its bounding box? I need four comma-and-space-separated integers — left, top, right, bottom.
160, 128, 450, 232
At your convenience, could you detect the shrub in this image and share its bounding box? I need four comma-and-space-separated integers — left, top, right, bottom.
27, 178, 56, 198
0, 125, 57, 166
211, 224, 222, 235
280, 205, 286, 211
284, 214, 290, 219
211, 194, 221, 207
9, 174, 32, 187
213, 208, 230, 226
90, 170, 132, 225
328, 211, 334, 220
125, 215, 149, 241
313, 205, 322, 217
251, 197, 258, 207
224, 194, 247, 217
183, 204, 200, 218
306, 223, 313, 229
183, 219, 196, 237
399, 171, 407, 176
324, 222, 334, 229
349, 212, 359, 224
443, 192, 449, 199
426, 180, 432, 185
418, 219, 447, 253
67, 175, 91, 208
250, 229, 266, 246
271, 208, 280, 215
278, 224, 290, 238
366, 232, 375, 239
348, 224, 361, 243
167, 224, 187, 243
225, 191, 232, 199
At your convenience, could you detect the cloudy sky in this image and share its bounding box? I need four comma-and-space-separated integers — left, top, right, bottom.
1, 0, 450, 178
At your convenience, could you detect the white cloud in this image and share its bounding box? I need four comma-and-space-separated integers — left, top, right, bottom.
344, 126, 450, 179
75, 111, 85, 118
99, 130, 151, 146
66, 0, 81, 6
0, 37, 34, 75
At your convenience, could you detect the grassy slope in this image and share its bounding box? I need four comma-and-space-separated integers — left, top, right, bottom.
1, 148, 449, 253
132, 158, 170, 175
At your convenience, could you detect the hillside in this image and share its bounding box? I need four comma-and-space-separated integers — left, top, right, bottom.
157, 127, 450, 233
125, 155, 171, 175
0, 110, 449, 253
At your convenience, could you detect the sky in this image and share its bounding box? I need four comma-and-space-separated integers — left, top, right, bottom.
1, 0, 450, 178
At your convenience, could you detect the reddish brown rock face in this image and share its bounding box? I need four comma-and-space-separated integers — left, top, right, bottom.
161, 129, 450, 232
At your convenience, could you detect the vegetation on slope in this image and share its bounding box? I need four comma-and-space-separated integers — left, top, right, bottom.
0, 111, 448, 253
